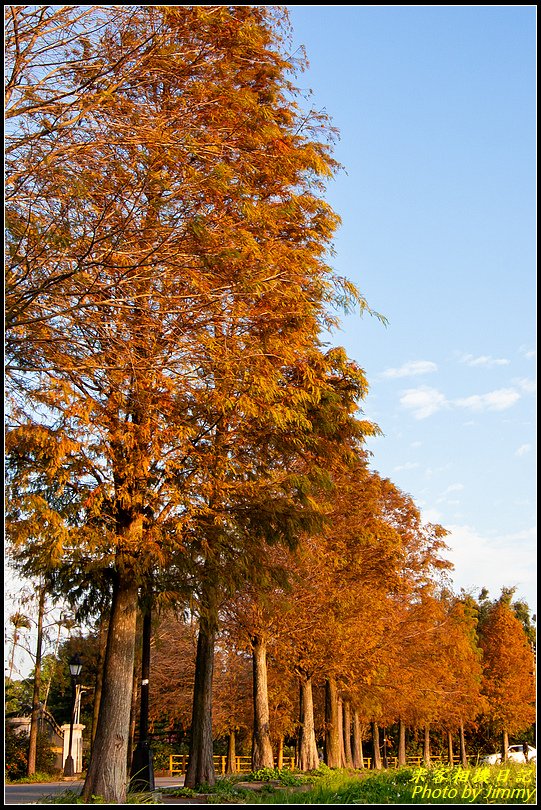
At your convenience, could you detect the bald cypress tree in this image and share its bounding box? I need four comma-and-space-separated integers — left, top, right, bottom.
479, 597, 535, 759
6, 6, 380, 801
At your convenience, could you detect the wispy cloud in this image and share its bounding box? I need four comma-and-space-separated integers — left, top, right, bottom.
436, 483, 465, 504
424, 464, 452, 479
393, 461, 420, 472
515, 444, 532, 457
442, 483, 464, 495
514, 377, 537, 394
399, 386, 448, 419
454, 388, 521, 412
381, 360, 438, 379
400, 384, 523, 419
459, 353, 510, 368
519, 345, 536, 360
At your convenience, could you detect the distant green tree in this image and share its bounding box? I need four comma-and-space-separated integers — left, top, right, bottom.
5, 677, 33, 716
43, 634, 101, 728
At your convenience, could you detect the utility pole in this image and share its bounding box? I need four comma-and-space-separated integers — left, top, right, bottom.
130, 598, 154, 792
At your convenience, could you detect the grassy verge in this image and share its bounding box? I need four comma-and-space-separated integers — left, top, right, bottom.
5, 772, 65, 784
36, 789, 161, 804
241, 763, 537, 805
162, 763, 536, 805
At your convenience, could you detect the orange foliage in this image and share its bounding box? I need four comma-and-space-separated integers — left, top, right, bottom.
480, 600, 536, 736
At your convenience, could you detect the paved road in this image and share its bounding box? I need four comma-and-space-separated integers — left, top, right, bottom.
4, 777, 186, 805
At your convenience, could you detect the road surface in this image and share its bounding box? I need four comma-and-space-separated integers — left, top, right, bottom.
4, 776, 186, 805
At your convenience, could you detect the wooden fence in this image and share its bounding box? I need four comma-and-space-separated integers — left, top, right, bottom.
169, 753, 468, 776
169, 754, 295, 776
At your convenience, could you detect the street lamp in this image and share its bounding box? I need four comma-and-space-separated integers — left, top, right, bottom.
63, 653, 82, 777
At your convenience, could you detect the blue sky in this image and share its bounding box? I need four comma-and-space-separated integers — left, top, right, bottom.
287, 5, 537, 612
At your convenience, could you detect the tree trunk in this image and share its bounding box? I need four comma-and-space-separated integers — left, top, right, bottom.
27, 584, 46, 775
127, 661, 139, 772
324, 677, 341, 768
352, 709, 364, 768
9, 623, 20, 681
423, 726, 431, 767
82, 571, 139, 804
225, 731, 236, 774
371, 723, 382, 770
382, 727, 389, 768
276, 736, 284, 771
398, 718, 407, 766
502, 728, 509, 763
447, 729, 454, 765
337, 697, 346, 767
343, 700, 354, 768
251, 635, 274, 770
295, 680, 303, 768
130, 601, 154, 791
90, 615, 108, 755
459, 721, 468, 768
184, 614, 217, 788
297, 673, 319, 771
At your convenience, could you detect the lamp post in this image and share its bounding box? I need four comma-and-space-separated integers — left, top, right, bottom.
63, 653, 82, 777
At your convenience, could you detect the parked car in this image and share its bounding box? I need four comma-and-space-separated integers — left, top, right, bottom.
481, 745, 536, 765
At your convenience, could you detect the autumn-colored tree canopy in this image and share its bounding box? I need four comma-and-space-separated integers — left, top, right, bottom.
4, 5, 535, 803
479, 597, 536, 755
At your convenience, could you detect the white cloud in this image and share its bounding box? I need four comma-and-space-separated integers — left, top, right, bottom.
393, 461, 420, 472
454, 388, 521, 412
436, 483, 464, 504
424, 464, 452, 479
515, 444, 532, 457
514, 377, 537, 394
399, 386, 448, 419
443, 483, 464, 494
460, 353, 510, 367
442, 524, 537, 610
381, 360, 438, 379
519, 345, 536, 359
399, 382, 524, 419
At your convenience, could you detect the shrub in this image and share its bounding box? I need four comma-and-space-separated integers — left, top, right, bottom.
245, 767, 307, 787
5, 725, 57, 780
145, 738, 189, 771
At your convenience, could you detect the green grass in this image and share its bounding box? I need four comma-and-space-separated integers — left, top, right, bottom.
5, 771, 64, 784
36, 788, 161, 804
163, 777, 262, 804
239, 763, 537, 804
